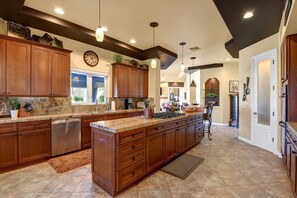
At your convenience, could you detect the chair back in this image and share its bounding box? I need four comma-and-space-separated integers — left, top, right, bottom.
205, 102, 215, 118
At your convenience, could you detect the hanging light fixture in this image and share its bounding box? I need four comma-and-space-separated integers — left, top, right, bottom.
190, 57, 197, 87
150, 22, 159, 69
179, 42, 186, 72
161, 70, 165, 82
95, 0, 104, 42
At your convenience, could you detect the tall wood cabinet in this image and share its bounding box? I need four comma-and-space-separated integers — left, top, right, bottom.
112, 63, 148, 98
0, 35, 72, 97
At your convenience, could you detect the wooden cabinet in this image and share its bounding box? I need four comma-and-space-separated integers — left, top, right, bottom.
0, 39, 6, 95
113, 64, 129, 98
17, 120, 51, 164
6, 40, 31, 96
51, 51, 70, 96
290, 144, 297, 192
146, 131, 165, 173
165, 128, 176, 161
112, 63, 148, 98
31, 46, 52, 96
186, 123, 196, 149
0, 123, 18, 169
81, 115, 104, 149
0, 35, 71, 97
176, 126, 187, 153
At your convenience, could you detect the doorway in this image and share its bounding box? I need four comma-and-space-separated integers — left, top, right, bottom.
251, 49, 278, 154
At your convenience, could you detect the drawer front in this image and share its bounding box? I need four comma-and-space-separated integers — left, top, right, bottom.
197, 114, 203, 120
117, 149, 145, 171
18, 120, 50, 131
117, 138, 145, 158
166, 119, 187, 130
82, 115, 104, 123
146, 124, 165, 136
117, 160, 145, 191
187, 116, 198, 123
0, 123, 17, 134
197, 120, 203, 127
117, 128, 146, 145
196, 125, 204, 133
105, 113, 123, 120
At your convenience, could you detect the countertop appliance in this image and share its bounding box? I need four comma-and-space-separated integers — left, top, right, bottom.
152, 112, 185, 119
51, 117, 81, 156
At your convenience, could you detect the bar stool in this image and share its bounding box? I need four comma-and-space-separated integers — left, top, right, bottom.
203, 102, 215, 140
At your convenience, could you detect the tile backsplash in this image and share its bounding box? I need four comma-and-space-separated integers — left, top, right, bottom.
0, 96, 154, 116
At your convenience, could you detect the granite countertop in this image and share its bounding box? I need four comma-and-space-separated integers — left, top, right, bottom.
0, 109, 144, 124
287, 122, 297, 134
90, 112, 203, 133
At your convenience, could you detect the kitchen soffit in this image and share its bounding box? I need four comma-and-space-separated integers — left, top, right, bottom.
213, 0, 284, 58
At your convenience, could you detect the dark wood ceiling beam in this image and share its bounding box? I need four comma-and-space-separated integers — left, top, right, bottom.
185, 63, 223, 73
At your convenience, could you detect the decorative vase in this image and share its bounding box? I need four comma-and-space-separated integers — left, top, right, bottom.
10, 110, 18, 119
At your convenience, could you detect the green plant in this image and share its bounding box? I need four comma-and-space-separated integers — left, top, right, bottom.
9, 97, 20, 110
73, 96, 83, 102
99, 95, 105, 103
207, 93, 218, 98
114, 54, 123, 63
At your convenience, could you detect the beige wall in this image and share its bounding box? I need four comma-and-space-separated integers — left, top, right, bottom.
200, 63, 239, 124
238, 34, 279, 140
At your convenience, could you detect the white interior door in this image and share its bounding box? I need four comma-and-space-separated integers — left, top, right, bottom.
251, 49, 278, 153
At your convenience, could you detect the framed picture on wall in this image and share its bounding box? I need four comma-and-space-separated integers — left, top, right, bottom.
229, 80, 239, 93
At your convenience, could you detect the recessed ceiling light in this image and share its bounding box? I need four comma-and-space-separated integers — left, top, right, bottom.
226, 58, 231, 61
243, 12, 254, 19
55, 8, 64, 15
130, 39, 136, 44
102, 27, 108, 32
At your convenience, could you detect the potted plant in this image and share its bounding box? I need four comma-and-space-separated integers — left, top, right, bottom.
9, 97, 20, 118
114, 54, 123, 63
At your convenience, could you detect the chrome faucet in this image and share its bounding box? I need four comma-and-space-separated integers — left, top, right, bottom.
95, 99, 99, 112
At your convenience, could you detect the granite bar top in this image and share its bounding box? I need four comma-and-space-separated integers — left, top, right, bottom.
0, 109, 144, 124
90, 112, 203, 133
287, 122, 297, 134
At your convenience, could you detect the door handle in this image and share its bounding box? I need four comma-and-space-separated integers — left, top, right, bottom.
253, 112, 258, 115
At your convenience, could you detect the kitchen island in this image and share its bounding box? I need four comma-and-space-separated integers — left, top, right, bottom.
90, 112, 204, 197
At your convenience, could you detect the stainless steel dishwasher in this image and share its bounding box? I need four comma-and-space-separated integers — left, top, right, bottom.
51, 117, 81, 156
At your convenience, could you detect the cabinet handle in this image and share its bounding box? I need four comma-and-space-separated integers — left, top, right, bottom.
132, 134, 135, 138
131, 145, 135, 149
131, 172, 135, 176
7, 92, 10, 94
292, 151, 297, 155
18, 134, 22, 136
131, 157, 136, 161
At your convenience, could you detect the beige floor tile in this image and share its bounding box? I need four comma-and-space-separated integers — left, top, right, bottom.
170, 188, 206, 198
192, 169, 226, 188
216, 170, 253, 186
42, 174, 84, 193
117, 190, 138, 198
35, 192, 72, 198
74, 172, 104, 193
259, 182, 294, 198
230, 185, 273, 198
202, 186, 240, 198
70, 192, 106, 198
165, 173, 200, 190
138, 190, 172, 198
137, 172, 169, 191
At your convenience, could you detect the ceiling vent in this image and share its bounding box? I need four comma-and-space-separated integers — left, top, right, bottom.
189, 46, 200, 51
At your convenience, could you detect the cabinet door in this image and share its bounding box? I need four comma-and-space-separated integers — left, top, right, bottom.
81, 122, 92, 149
186, 123, 196, 149
31, 46, 51, 96
176, 126, 186, 153
146, 132, 165, 173
51, 50, 70, 96
6, 41, 31, 96
290, 145, 297, 192
18, 128, 51, 164
139, 70, 148, 98
287, 135, 292, 174
0, 39, 6, 95
129, 68, 139, 98
165, 129, 177, 161
0, 132, 18, 168
113, 65, 129, 98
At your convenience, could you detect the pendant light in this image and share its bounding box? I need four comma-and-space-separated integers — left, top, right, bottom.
150, 22, 159, 69
161, 70, 165, 82
179, 42, 186, 72
95, 0, 104, 42
190, 57, 197, 87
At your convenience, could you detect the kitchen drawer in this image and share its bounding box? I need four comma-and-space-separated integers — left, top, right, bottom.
146, 124, 165, 136
187, 116, 198, 123
117, 138, 145, 158
18, 120, 50, 131
196, 125, 204, 133
117, 128, 146, 145
117, 149, 145, 171
197, 120, 203, 127
0, 123, 17, 134
117, 160, 145, 191
166, 119, 187, 130
82, 115, 104, 123
197, 114, 203, 120
105, 113, 123, 120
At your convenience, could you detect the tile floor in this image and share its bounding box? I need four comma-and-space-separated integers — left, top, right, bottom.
0, 126, 293, 198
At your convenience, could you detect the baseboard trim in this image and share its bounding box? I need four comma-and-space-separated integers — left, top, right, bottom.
212, 123, 229, 126
274, 151, 283, 158
238, 136, 253, 144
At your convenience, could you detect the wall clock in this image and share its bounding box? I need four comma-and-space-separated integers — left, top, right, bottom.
83, 50, 99, 67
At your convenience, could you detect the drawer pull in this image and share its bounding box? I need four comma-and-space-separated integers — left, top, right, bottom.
131, 157, 136, 161
131, 145, 135, 149
131, 172, 135, 176
132, 134, 135, 138
292, 151, 297, 155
